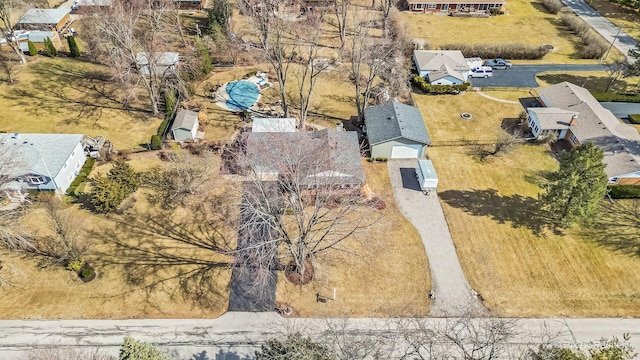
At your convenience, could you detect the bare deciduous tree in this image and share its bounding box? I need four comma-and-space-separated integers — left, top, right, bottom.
0, 0, 27, 82
472, 132, 524, 162
293, 18, 329, 129
0, 148, 34, 252
82, 0, 184, 115
36, 196, 89, 264
349, 12, 397, 123
234, 130, 376, 284
21, 346, 115, 360
334, 0, 350, 50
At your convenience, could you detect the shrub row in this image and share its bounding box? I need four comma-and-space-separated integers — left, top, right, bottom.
66, 158, 96, 196
628, 114, 640, 124
591, 91, 640, 103
367, 157, 388, 162
608, 185, 640, 198
540, 0, 564, 14
559, 13, 610, 59
612, 0, 640, 10
151, 89, 178, 148
412, 76, 469, 94
439, 42, 550, 60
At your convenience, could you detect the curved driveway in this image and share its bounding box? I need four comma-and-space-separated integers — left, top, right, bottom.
470, 64, 606, 87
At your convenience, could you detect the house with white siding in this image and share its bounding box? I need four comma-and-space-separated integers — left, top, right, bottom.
0, 133, 87, 194
408, 0, 504, 13
413, 50, 471, 85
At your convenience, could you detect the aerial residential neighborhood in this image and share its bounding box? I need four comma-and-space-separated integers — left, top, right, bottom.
1, 0, 640, 358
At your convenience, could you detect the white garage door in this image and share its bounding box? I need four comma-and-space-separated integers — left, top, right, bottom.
391, 144, 422, 159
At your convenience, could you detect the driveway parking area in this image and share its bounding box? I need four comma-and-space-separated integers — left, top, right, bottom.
387, 160, 485, 316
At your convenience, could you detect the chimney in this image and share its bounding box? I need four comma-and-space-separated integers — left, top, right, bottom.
569, 114, 578, 126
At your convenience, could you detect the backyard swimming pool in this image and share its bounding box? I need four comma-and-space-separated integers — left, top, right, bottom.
224, 80, 260, 111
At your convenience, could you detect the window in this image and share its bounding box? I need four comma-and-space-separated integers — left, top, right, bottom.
71, 150, 76, 157
569, 133, 579, 144
427, 3, 437, 9
478, 3, 488, 10
68, 173, 74, 181
413, 3, 424, 9
27, 176, 45, 185
489, 3, 500, 8
441, 3, 449, 10
63, 162, 68, 169
609, 177, 619, 184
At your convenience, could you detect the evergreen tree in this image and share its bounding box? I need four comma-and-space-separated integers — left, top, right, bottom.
89, 160, 139, 213
44, 38, 57, 57
255, 333, 334, 360
119, 336, 171, 360
27, 40, 38, 56
67, 36, 81, 57
207, 0, 231, 34
539, 142, 608, 228
108, 160, 140, 194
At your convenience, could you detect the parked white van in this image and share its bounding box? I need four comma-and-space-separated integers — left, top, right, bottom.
470, 66, 493, 78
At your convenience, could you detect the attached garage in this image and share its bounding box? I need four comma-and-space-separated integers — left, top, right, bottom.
391, 144, 422, 159
363, 101, 431, 159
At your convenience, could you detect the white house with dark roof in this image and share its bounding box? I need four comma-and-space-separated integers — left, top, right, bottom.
528, 82, 640, 185
0, 133, 87, 194
413, 50, 471, 85
408, 0, 504, 13
363, 100, 431, 159
171, 110, 199, 142
15, 9, 71, 32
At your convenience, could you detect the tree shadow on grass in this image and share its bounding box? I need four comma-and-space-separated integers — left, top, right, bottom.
582, 199, 640, 258
439, 188, 546, 235
90, 204, 236, 309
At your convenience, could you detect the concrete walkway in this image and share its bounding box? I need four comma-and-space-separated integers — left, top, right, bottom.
387, 160, 485, 316
475, 90, 520, 104
1, 315, 640, 359
562, 0, 637, 62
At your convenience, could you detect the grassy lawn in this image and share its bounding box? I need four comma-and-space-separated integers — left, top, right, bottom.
400, 0, 622, 63
537, 70, 640, 93
0, 57, 159, 150
276, 160, 431, 317
415, 91, 640, 316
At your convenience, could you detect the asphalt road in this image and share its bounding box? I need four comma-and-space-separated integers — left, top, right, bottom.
562, 0, 637, 63
470, 64, 607, 88
601, 102, 640, 118
1, 315, 640, 359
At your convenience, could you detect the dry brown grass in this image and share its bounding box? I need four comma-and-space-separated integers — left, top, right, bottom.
400, 0, 624, 63
0, 57, 159, 150
275, 159, 431, 318
536, 70, 640, 93
587, 0, 640, 41
414, 91, 640, 316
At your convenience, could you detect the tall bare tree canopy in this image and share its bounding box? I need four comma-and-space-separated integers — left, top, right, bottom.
82, 0, 185, 115
0, 0, 27, 82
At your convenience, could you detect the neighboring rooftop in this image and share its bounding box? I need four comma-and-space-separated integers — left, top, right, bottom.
0, 133, 84, 179
539, 82, 640, 177
413, 50, 471, 73
363, 100, 431, 146
76, 0, 113, 6
252, 118, 296, 133
17, 9, 69, 25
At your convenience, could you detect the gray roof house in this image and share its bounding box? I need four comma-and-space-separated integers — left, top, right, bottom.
363, 100, 431, 159
136, 52, 179, 76
0, 133, 87, 194
245, 129, 365, 188
528, 81, 640, 185
15, 9, 71, 32
413, 50, 471, 85
171, 110, 199, 142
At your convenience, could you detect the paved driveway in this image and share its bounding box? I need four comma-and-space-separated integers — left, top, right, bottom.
387, 160, 485, 316
562, 0, 637, 63
470, 64, 606, 88
601, 102, 640, 118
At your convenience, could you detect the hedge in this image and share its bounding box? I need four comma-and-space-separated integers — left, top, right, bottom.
156, 89, 177, 137
150, 134, 163, 150
412, 76, 469, 94
439, 42, 549, 60
608, 185, 640, 199
591, 91, 640, 103
628, 114, 640, 124
66, 158, 96, 196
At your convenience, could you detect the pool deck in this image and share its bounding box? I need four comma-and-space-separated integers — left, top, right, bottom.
214, 76, 270, 112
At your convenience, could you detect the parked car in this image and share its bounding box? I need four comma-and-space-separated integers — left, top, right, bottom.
470, 66, 493, 78
484, 58, 512, 69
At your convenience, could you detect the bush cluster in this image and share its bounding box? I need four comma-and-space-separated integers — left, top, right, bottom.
540, 0, 564, 13
65, 258, 85, 272
151, 90, 178, 146
628, 114, 640, 124
150, 135, 163, 150
412, 76, 469, 94
489, 8, 504, 15
591, 91, 640, 103
608, 185, 640, 198
559, 13, 609, 59
440, 42, 549, 60
367, 157, 388, 162
66, 158, 96, 196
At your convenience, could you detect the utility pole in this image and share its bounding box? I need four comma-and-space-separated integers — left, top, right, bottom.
602, 26, 622, 62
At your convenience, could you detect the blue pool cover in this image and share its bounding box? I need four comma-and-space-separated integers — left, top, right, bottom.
225, 80, 260, 111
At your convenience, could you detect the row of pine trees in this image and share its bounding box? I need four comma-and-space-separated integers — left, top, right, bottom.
26, 36, 80, 58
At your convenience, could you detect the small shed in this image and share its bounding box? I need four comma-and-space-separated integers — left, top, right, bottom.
136, 52, 179, 76
171, 110, 199, 142
416, 159, 438, 195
